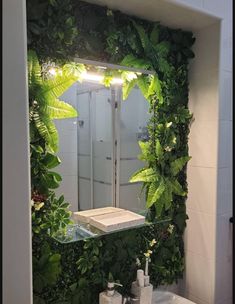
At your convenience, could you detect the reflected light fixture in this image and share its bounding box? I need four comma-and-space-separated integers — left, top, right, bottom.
80, 71, 123, 84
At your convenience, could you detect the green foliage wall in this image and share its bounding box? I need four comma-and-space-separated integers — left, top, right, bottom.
27, 0, 195, 303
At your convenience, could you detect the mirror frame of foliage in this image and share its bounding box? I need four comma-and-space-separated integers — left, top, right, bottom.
27, 1, 195, 303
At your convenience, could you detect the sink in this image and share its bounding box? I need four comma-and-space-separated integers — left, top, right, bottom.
152, 290, 196, 304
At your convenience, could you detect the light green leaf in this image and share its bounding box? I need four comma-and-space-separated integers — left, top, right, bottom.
122, 78, 138, 100
147, 75, 163, 103
129, 167, 155, 183
171, 179, 186, 196
46, 98, 78, 119
120, 54, 152, 70
146, 178, 165, 208
170, 156, 191, 176
137, 75, 150, 99
155, 139, 164, 160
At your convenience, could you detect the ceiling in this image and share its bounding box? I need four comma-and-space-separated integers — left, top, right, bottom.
82, 0, 220, 31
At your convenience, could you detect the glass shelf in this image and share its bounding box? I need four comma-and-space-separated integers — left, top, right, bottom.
52, 210, 172, 244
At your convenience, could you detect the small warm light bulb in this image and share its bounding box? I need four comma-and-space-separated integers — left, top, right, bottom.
49, 68, 57, 76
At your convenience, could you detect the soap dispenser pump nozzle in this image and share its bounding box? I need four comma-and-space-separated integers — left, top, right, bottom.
107, 282, 123, 297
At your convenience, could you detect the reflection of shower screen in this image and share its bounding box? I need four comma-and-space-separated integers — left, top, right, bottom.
56, 81, 150, 213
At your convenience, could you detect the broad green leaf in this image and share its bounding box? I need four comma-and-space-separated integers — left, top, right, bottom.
42, 153, 61, 169
171, 179, 186, 196
129, 167, 155, 183
170, 156, 191, 176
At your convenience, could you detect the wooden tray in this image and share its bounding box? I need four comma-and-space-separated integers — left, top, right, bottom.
89, 210, 145, 232
73, 207, 123, 223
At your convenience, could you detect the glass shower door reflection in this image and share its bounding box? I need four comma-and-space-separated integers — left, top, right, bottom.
77, 84, 114, 210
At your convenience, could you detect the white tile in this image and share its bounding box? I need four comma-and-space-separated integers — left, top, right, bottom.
203, 0, 232, 19
190, 23, 220, 75
119, 183, 145, 212
217, 167, 233, 214
184, 209, 216, 259
55, 152, 77, 176
183, 250, 214, 303
94, 157, 112, 183
78, 178, 91, 210
93, 182, 112, 208
219, 70, 232, 121
57, 129, 77, 153
217, 121, 232, 168
120, 159, 145, 184
60, 83, 77, 107
188, 120, 218, 168
189, 68, 219, 122
55, 175, 77, 197
216, 213, 233, 261
187, 166, 217, 214
78, 155, 90, 179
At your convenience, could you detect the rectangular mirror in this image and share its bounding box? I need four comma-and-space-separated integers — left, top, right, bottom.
54, 59, 153, 216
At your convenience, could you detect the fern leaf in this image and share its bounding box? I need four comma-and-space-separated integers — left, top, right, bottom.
150, 23, 160, 45
28, 50, 42, 86
39, 75, 77, 102
170, 156, 191, 176
137, 75, 150, 99
122, 78, 138, 100
33, 112, 58, 153
129, 167, 155, 183
147, 75, 164, 103
45, 98, 78, 119
120, 54, 152, 70
155, 139, 164, 160
146, 178, 165, 208
171, 179, 186, 196
132, 21, 151, 53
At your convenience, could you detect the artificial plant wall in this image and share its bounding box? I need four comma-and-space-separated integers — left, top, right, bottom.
27, 1, 195, 303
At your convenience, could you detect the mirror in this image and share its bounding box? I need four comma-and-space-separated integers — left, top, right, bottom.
54, 60, 153, 216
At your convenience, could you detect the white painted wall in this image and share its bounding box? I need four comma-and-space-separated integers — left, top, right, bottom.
171, 1, 232, 304
2, 0, 32, 304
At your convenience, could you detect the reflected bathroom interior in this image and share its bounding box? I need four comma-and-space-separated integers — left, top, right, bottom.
54, 79, 151, 214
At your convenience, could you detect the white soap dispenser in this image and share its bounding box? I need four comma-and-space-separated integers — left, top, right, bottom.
99, 281, 123, 304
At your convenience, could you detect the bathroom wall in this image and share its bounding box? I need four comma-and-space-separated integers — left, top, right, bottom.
3, 0, 33, 303
171, 1, 232, 304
